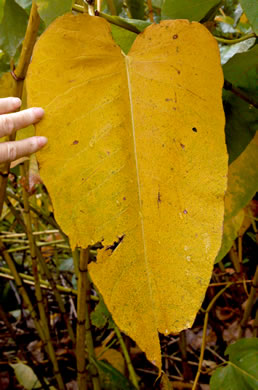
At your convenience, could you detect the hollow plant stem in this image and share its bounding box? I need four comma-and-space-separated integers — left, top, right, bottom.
20, 163, 65, 390
35, 243, 76, 342
76, 248, 89, 390
178, 330, 192, 381
113, 323, 139, 389
0, 267, 99, 300
84, 254, 101, 390
0, 1, 40, 215
76, 248, 101, 390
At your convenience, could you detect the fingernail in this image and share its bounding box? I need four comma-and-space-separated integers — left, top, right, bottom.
33, 107, 45, 118
37, 136, 48, 148
12, 97, 21, 106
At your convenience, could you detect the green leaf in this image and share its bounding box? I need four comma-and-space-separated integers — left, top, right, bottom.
161, 0, 220, 21
239, 0, 258, 33
0, 53, 10, 77
210, 338, 258, 390
0, 0, 5, 23
126, 0, 145, 20
10, 362, 41, 389
224, 132, 258, 221
102, 13, 150, 33
223, 45, 258, 164
0, 0, 28, 58
91, 295, 114, 329
93, 358, 136, 390
35, 0, 73, 27
111, 24, 137, 54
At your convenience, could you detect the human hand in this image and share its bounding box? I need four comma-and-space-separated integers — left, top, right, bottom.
0, 97, 47, 164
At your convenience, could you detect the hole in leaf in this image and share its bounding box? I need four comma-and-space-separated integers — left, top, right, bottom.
106, 235, 125, 253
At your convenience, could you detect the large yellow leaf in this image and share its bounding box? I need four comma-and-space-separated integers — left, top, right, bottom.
26, 14, 227, 368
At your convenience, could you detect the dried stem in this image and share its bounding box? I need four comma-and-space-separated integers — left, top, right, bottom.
239, 266, 258, 337
0, 266, 99, 300
178, 330, 192, 381
224, 80, 258, 109
192, 283, 233, 390
147, 0, 154, 22
35, 245, 76, 343
20, 163, 65, 390
229, 242, 241, 273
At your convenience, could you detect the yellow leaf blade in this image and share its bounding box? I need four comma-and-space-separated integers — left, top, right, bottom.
27, 14, 228, 369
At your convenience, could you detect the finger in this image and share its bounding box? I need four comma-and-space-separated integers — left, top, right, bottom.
0, 97, 21, 114
0, 107, 44, 138
0, 136, 47, 163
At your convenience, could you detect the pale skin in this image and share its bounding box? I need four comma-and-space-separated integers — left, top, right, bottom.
0, 97, 47, 164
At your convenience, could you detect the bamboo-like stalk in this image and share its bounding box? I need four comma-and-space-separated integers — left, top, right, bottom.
0, 1, 40, 215
35, 245, 76, 343
76, 248, 89, 390
0, 266, 99, 301
7, 190, 60, 229
192, 283, 233, 390
178, 330, 192, 382
113, 322, 139, 389
76, 248, 101, 390
84, 253, 101, 390
239, 266, 258, 338
20, 163, 65, 390
0, 229, 60, 239
0, 237, 50, 342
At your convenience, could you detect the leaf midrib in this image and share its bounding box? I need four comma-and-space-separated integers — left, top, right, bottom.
124, 53, 156, 320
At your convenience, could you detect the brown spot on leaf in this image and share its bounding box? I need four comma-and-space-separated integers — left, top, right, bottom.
72, 140, 79, 145
192, 127, 197, 132
183, 209, 188, 214
180, 143, 185, 149
173, 34, 178, 39
157, 191, 161, 207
